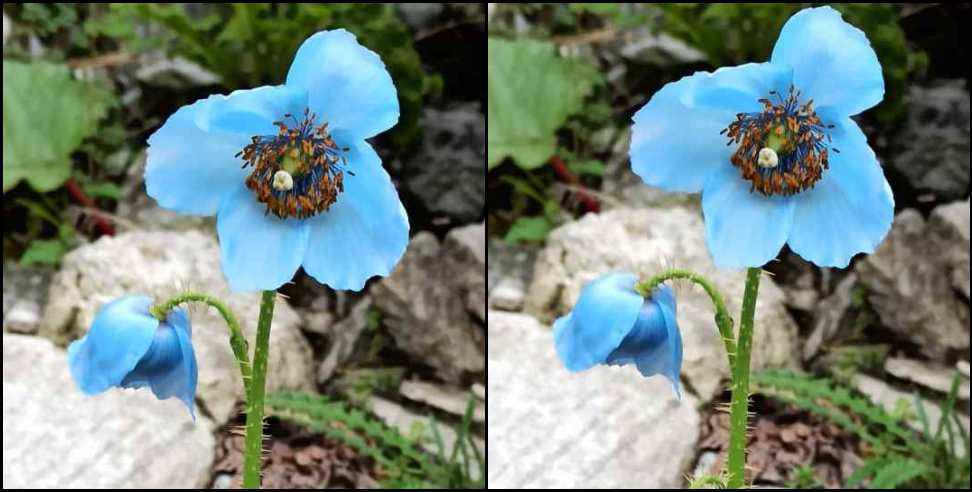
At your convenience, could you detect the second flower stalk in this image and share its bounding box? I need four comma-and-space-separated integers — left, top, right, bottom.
554, 267, 761, 487
149, 290, 277, 490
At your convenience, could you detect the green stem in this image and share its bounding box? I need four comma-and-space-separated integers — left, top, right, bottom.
242, 290, 276, 489
151, 292, 251, 394
726, 268, 761, 488
636, 269, 736, 372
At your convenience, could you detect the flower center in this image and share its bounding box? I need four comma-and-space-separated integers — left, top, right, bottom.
237, 108, 349, 219
721, 85, 837, 196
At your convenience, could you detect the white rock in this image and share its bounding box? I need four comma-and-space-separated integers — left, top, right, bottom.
471, 383, 485, 401
400, 380, 485, 423
488, 311, 700, 488
885, 357, 971, 400
958, 360, 971, 379
37, 230, 314, 427
523, 207, 800, 401
2, 333, 214, 488
488, 277, 526, 311
3, 300, 41, 334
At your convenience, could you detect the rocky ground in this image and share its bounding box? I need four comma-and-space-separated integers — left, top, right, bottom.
3, 5, 487, 487
486, 76, 971, 486
2, 214, 486, 488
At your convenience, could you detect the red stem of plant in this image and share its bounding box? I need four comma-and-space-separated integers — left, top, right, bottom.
64, 178, 115, 236
549, 155, 600, 213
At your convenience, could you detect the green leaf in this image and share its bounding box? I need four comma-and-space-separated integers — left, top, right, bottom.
504, 216, 553, 244
568, 159, 605, 177
81, 181, 121, 200
3, 61, 114, 193
487, 38, 600, 170
20, 239, 67, 267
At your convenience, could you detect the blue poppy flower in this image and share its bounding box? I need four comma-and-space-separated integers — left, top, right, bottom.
68, 295, 198, 418
630, 6, 894, 269
145, 29, 409, 292
553, 272, 683, 397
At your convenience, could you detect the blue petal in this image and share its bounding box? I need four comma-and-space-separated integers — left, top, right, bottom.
146, 86, 306, 216
216, 187, 310, 292
286, 29, 399, 140
300, 136, 409, 291
605, 286, 683, 398
553, 272, 643, 371
68, 296, 159, 395
197, 85, 308, 137
787, 116, 894, 268
120, 308, 198, 418
630, 72, 735, 193
771, 6, 883, 117
702, 165, 795, 268
688, 62, 792, 114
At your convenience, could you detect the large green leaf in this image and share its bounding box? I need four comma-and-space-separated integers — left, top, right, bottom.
487, 38, 600, 170
2, 61, 114, 193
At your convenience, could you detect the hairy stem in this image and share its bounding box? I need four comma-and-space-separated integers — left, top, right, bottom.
151, 292, 251, 394
242, 291, 276, 489
636, 268, 736, 371
726, 268, 761, 488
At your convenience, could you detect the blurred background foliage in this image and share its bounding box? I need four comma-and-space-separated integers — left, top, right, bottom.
486, 3, 950, 246
2, 3, 442, 267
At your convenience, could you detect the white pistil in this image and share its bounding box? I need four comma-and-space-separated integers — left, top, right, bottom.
272, 170, 294, 191
757, 147, 779, 168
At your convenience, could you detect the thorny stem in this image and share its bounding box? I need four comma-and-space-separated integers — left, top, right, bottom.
636, 269, 736, 372
726, 268, 761, 488
242, 291, 276, 489
150, 292, 251, 394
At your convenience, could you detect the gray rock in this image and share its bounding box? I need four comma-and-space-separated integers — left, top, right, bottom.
317, 297, 373, 384
300, 310, 334, 336
523, 207, 800, 401
853, 373, 970, 439
368, 395, 485, 479
400, 380, 485, 423
402, 103, 485, 225
620, 31, 706, 65
372, 232, 485, 383
396, 3, 444, 30
2, 333, 214, 488
36, 230, 315, 427
2, 262, 53, 335
488, 311, 700, 488
135, 55, 221, 88
856, 207, 970, 359
443, 222, 486, 322
803, 273, 859, 360
928, 199, 971, 299
887, 80, 970, 202
884, 357, 971, 400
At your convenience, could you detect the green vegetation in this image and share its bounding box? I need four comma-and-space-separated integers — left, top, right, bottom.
267, 391, 485, 489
